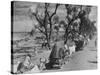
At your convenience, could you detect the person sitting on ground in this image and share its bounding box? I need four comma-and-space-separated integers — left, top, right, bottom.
38, 57, 47, 71
17, 54, 34, 74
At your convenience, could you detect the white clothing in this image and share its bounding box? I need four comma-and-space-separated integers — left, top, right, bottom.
23, 56, 30, 67
30, 65, 40, 72
69, 45, 76, 55
24, 65, 41, 73
64, 44, 68, 50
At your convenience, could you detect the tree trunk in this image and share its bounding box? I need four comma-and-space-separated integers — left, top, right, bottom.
64, 29, 69, 42
46, 34, 51, 49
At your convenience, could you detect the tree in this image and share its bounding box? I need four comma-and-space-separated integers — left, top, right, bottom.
63, 5, 97, 42
29, 3, 60, 48
53, 15, 59, 24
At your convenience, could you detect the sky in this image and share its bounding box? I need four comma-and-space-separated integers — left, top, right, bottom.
12, 1, 97, 32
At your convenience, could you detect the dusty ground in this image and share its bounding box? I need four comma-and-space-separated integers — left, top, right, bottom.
12, 34, 97, 73
41, 36, 97, 73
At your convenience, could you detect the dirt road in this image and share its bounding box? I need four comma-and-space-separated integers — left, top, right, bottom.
42, 36, 97, 72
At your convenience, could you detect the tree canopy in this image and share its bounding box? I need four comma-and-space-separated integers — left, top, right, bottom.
29, 3, 97, 48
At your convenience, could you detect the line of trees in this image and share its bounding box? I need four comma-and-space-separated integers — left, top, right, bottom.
29, 3, 97, 49
64, 5, 96, 42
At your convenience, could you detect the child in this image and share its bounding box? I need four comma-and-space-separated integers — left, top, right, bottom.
38, 58, 47, 71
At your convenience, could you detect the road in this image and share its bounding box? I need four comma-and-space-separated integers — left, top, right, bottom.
13, 36, 97, 74
42, 36, 97, 72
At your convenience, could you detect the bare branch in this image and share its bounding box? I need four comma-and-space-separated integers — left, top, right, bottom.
50, 4, 60, 19
32, 13, 44, 26
36, 27, 46, 35
45, 3, 50, 17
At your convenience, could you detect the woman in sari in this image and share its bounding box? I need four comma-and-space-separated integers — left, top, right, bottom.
49, 41, 65, 68
17, 54, 34, 74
